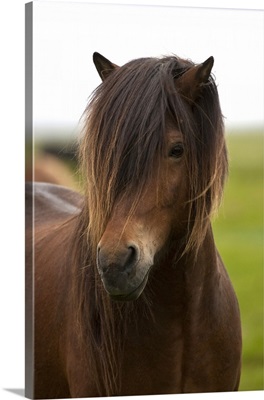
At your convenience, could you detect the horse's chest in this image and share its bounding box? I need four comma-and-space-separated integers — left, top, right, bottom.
121, 324, 184, 394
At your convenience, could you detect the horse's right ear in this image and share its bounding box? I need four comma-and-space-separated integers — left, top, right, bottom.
93, 52, 119, 81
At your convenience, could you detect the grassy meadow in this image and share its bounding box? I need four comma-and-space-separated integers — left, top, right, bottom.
213, 130, 263, 391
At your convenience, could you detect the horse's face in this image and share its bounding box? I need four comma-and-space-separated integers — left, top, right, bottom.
92, 52, 219, 301
97, 128, 188, 301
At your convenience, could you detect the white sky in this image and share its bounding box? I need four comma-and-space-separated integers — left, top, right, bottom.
32, 0, 264, 136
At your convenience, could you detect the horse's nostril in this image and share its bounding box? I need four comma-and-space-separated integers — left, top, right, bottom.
126, 245, 138, 271
97, 243, 139, 275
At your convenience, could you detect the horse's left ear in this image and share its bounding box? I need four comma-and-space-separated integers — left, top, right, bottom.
176, 56, 214, 102
93, 52, 119, 81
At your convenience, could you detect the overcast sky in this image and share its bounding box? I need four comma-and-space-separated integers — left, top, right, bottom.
31, 0, 264, 137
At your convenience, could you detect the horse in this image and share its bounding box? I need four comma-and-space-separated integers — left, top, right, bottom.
26, 151, 78, 189
25, 52, 242, 398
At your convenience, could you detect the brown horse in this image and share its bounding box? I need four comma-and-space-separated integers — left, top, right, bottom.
26, 52, 242, 398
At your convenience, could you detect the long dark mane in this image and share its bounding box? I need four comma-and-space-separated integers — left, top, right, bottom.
70, 55, 228, 395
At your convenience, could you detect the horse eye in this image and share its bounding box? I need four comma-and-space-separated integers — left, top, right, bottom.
169, 143, 184, 159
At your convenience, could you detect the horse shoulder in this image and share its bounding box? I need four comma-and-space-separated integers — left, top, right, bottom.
26, 182, 82, 296
28, 182, 83, 322
182, 244, 241, 392
205, 252, 242, 389
213, 252, 242, 388
26, 182, 83, 398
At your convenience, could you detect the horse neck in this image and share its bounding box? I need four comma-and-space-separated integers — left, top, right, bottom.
146, 224, 219, 320
183, 224, 219, 297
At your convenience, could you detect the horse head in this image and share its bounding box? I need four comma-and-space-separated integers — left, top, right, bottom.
82, 52, 226, 301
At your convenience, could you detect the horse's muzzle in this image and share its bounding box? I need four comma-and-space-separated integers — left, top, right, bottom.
96, 243, 150, 301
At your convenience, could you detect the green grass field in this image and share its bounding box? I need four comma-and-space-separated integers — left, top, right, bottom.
213, 131, 263, 391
